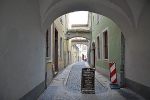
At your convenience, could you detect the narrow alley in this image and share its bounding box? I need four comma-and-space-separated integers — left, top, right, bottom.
38, 62, 144, 100
1, 1, 150, 100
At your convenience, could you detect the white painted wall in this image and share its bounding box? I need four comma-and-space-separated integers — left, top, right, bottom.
0, 0, 45, 100
125, 1, 150, 87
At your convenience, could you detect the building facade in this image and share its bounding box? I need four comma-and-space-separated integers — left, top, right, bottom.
45, 15, 70, 85
71, 45, 79, 63
90, 13, 122, 85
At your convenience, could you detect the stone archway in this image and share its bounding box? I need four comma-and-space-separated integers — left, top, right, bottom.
38, 0, 150, 99
39, 0, 137, 39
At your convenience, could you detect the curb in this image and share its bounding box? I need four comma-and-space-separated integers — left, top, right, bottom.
63, 62, 77, 86
85, 62, 110, 88
95, 71, 111, 88
95, 73, 106, 88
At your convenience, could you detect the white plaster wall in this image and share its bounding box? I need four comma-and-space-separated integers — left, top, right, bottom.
125, 1, 150, 87
46, 68, 53, 85
0, 0, 45, 100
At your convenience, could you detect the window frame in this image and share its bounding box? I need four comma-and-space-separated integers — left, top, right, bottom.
46, 24, 53, 62
60, 16, 63, 25
96, 14, 100, 24
92, 15, 94, 30
84, 45, 87, 51
60, 35, 63, 60
96, 34, 100, 60
102, 27, 109, 61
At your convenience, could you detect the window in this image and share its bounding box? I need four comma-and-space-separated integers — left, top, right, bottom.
60, 36, 63, 59
64, 15, 66, 33
92, 16, 94, 30
84, 45, 87, 50
46, 24, 53, 62
60, 16, 63, 24
103, 31, 108, 60
96, 14, 100, 24
97, 35, 100, 59
82, 44, 84, 51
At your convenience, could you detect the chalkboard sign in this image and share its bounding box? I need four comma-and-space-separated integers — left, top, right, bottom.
81, 68, 95, 94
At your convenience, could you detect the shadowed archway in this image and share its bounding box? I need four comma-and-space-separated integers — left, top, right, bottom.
38, 0, 150, 99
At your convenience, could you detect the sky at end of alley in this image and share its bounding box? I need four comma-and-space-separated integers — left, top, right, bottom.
69, 11, 88, 25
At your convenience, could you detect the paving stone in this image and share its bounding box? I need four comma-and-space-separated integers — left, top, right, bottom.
38, 62, 145, 100
64, 62, 108, 94
38, 86, 58, 100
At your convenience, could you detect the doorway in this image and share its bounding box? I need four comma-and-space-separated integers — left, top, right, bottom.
54, 28, 58, 72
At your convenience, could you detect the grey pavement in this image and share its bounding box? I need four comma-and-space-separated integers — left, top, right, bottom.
38, 62, 144, 100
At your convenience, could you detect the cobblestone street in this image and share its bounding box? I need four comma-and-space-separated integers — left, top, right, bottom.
38, 62, 144, 100
64, 62, 108, 94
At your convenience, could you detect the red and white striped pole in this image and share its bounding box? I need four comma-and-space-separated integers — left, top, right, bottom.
110, 62, 117, 84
